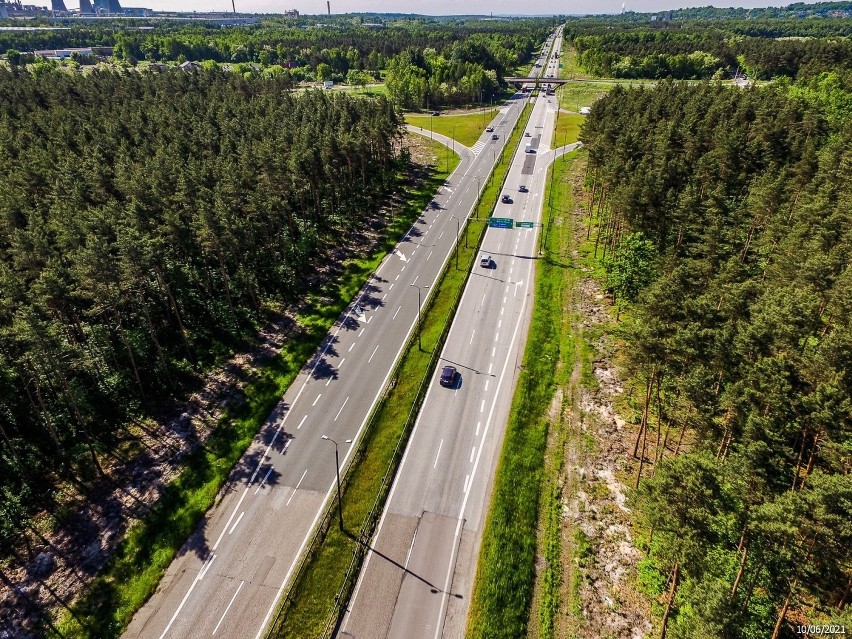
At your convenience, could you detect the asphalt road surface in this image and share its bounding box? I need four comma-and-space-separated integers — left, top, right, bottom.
338, 28, 574, 639
123, 57, 532, 639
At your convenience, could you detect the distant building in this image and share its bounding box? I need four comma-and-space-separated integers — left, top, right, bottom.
283, 8, 298, 17
179, 60, 199, 71
0, 0, 50, 18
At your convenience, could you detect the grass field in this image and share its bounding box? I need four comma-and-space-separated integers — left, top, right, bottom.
50, 137, 458, 639
553, 111, 585, 147
466, 149, 584, 638
269, 104, 533, 638
405, 109, 499, 147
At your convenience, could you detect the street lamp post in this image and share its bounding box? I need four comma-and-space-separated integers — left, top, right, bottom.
450, 215, 461, 270
409, 283, 429, 351
430, 112, 433, 141
321, 435, 351, 530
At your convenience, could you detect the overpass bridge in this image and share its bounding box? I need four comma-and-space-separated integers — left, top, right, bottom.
504, 76, 571, 86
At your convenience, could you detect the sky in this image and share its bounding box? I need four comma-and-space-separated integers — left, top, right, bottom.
98, 0, 818, 16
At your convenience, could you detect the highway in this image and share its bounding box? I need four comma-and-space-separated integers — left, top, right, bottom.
122, 47, 535, 639
338, 28, 570, 639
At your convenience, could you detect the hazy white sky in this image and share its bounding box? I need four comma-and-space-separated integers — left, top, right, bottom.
102, 0, 814, 16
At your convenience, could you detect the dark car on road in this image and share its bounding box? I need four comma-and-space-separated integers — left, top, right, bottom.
501, 194, 512, 203
430, 111, 440, 116
519, 185, 528, 193
440, 366, 458, 387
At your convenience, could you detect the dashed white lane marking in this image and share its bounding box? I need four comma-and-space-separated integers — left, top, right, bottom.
427, 250, 433, 261
439, 231, 444, 239
480, 400, 485, 413
395, 274, 400, 281
212, 580, 245, 636
505, 285, 510, 293
492, 347, 496, 357
389, 283, 394, 291
405, 528, 418, 570
286, 469, 308, 506
228, 511, 245, 535
503, 296, 507, 304
401, 265, 406, 272
470, 447, 476, 463
359, 329, 365, 337
312, 394, 321, 407
470, 329, 476, 345
476, 421, 481, 436
198, 554, 216, 581
382, 293, 387, 301
463, 474, 470, 493
434, 439, 444, 468
488, 362, 493, 374
368, 344, 379, 363
297, 415, 307, 430
481, 293, 486, 306
485, 380, 490, 392
349, 343, 354, 352
497, 319, 502, 329
334, 396, 349, 421
412, 275, 418, 286
501, 307, 504, 316
412, 250, 417, 257
339, 358, 345, 368
254, 465, 275, 494
393, 306, 402, 320
495, 332, 500, 342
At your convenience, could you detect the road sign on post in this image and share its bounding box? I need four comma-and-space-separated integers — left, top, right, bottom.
489, 217, 514, 229
516, 221, 535, 228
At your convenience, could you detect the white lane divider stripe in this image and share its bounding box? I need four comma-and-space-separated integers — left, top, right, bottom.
393, 306, 402, 320
198, 554, 216, 580
287, 469, 308, 506
434, 439, 444, 469
368, 345, 379, 363
312, 394, 321, 407
470, 447, 476, 463
228, 511, 245, 535
297, 415, 307, 430
334, 396, 349, 421
212, 580, 245, 635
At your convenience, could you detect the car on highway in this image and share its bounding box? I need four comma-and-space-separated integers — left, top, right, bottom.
525, 145, 535, 153
480, 254, 492, 268
501, 194, 512, 203
439, 365, 459, 387
430, 111, 440, 116
485, 125, 494, 132
525, 131, 532, 137
519, 185, 528, 193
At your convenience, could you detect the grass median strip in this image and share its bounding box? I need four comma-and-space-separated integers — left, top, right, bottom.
269, 102, 533, 638
49, 136, 455, 639
466, 150, 581, 639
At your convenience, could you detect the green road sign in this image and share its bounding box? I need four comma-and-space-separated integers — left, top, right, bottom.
489, 217, 514, 229
516, 221, 535, 228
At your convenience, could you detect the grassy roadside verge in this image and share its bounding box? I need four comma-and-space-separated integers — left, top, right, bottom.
269, 102, 534, 638
50, 137, 457, 639
466, 151, 584, 638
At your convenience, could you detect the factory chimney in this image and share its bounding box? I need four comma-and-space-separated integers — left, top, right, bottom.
327, 1, 330, 14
